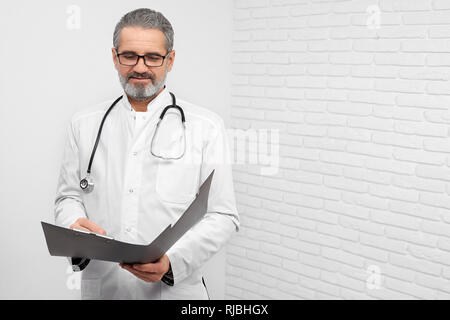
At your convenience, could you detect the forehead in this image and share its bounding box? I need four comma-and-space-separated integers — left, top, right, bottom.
118, 27, 166, 54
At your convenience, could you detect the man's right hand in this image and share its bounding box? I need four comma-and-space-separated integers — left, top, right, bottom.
69, 217, 106, 235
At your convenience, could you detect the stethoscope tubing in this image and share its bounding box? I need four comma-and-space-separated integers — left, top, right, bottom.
80, 92, 185, 192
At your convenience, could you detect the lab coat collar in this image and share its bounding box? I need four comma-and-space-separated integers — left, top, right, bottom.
121, 86, 171, 114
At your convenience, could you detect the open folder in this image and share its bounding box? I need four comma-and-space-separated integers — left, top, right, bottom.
42, 170, 214, 264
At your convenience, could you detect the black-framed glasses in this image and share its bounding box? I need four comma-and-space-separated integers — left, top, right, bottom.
115, 50, 170, 67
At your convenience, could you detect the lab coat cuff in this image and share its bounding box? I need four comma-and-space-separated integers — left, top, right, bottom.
165, 250, 188, 285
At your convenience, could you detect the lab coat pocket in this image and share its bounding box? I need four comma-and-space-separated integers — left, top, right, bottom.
156, 160, 199, 204
81, 278, 101, 300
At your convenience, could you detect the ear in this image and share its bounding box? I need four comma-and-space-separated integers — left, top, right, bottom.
112, 47, 119, 70
167, 50, 175, 72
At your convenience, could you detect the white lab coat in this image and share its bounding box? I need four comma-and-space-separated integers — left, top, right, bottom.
54, 88, 239, 299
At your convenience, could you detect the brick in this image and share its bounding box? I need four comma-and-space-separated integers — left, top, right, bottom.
374, 79, 426, 94
298, 229, 341, 249
402, 39, 450, 53
321, 247, 365, 268
251, 7, 290, 18
391, 175, 445, 193
353, 39, 401, 52
374, 53, 426, 66
330, 27, 378, 40
324, 175, 369, 193
422, 219, 450, 237
277, 281, 316, 299
385, 226, 438, 248
290, 3, 332, 16
380, 0, 432, 11
260, 220, 299, 238
342, 192, 389, 210
308, 14, 351, 28
303, 137, 347, 152
235, 0, 269, 8
342, 241, 388, 262
247, 249, 283, 267
373, 132, 422, 149
261, 242, 298, 260
320, 150, 365, 167
280, 214, 316, 231
377, 26, 427, 39
394, 120, 447, 137
308, 40, 352, 52
329, 52, 373, 65
351, 65, 398, 79
371, 209, 421, 230
328, 126, 372, 141
285, 192, 324, 209
409, 244, 450, 267
282, 237, 321, 255
384, 277, 437, 299
429, 25, 450, 38
317, 222, 359, 241
326, 200, 370, 219
310, 65, 350, 78
283, 260, 321, 279
370, 184, 419, 202
403, 12, 450, 25
349, 90, 396, 106
416, 164, 450, 181
343, 167, 391, 185
346, 141, 393, 159
366, 158, 415, 175
348, 115, 394, 132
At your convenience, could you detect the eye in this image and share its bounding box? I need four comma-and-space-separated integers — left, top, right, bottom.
146, 55, 162, 61
123, 54, 137, 59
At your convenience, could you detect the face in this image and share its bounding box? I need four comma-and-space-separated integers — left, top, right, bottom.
112, 27, 175, 101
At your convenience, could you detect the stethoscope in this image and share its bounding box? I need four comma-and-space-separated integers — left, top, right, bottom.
80, 92, 186, 193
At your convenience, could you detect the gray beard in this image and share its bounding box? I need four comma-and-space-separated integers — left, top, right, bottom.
118, 72, 167, 101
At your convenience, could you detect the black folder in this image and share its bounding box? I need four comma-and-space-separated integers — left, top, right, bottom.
42, 170, 214, 264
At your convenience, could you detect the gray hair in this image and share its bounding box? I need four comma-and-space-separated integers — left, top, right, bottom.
113, 8, 174, 52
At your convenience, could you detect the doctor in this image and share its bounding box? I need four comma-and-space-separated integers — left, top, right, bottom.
54, 8, 239, 299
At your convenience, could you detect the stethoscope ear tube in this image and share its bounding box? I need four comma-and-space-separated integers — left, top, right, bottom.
80, 95, 123, 193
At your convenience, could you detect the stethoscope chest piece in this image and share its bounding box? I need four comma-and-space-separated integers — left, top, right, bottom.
80, 176, 94, 193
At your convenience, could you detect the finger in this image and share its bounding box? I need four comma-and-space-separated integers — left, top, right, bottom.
122, 264, 161, 282
122, 264, 157, 282
78, 218, 106, 235
70, 225, 90, 232
132, 263, 160, 273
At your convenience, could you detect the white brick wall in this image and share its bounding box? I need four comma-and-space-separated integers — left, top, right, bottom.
227, 0, 450, 299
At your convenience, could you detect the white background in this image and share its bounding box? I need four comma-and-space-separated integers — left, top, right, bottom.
0, 0, 232, 299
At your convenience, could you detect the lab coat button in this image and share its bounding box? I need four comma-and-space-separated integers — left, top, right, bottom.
126, 227, 131, 232
129, 189, 134, 193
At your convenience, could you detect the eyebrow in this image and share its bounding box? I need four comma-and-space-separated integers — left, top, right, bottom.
119, 50, 164, 56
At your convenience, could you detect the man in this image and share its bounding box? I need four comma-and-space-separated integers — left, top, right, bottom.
54, 8, 239, 300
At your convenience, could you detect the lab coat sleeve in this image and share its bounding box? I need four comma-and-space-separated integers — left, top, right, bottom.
54, 119, 88, 228
166, 118, 240, 285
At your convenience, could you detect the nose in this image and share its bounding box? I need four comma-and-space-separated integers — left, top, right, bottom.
133, 56, 149, 73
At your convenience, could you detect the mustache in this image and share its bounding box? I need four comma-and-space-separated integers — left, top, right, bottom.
127, 72, 154, 81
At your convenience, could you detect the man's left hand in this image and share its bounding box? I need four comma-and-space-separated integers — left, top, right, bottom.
120, 254, 171, 283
